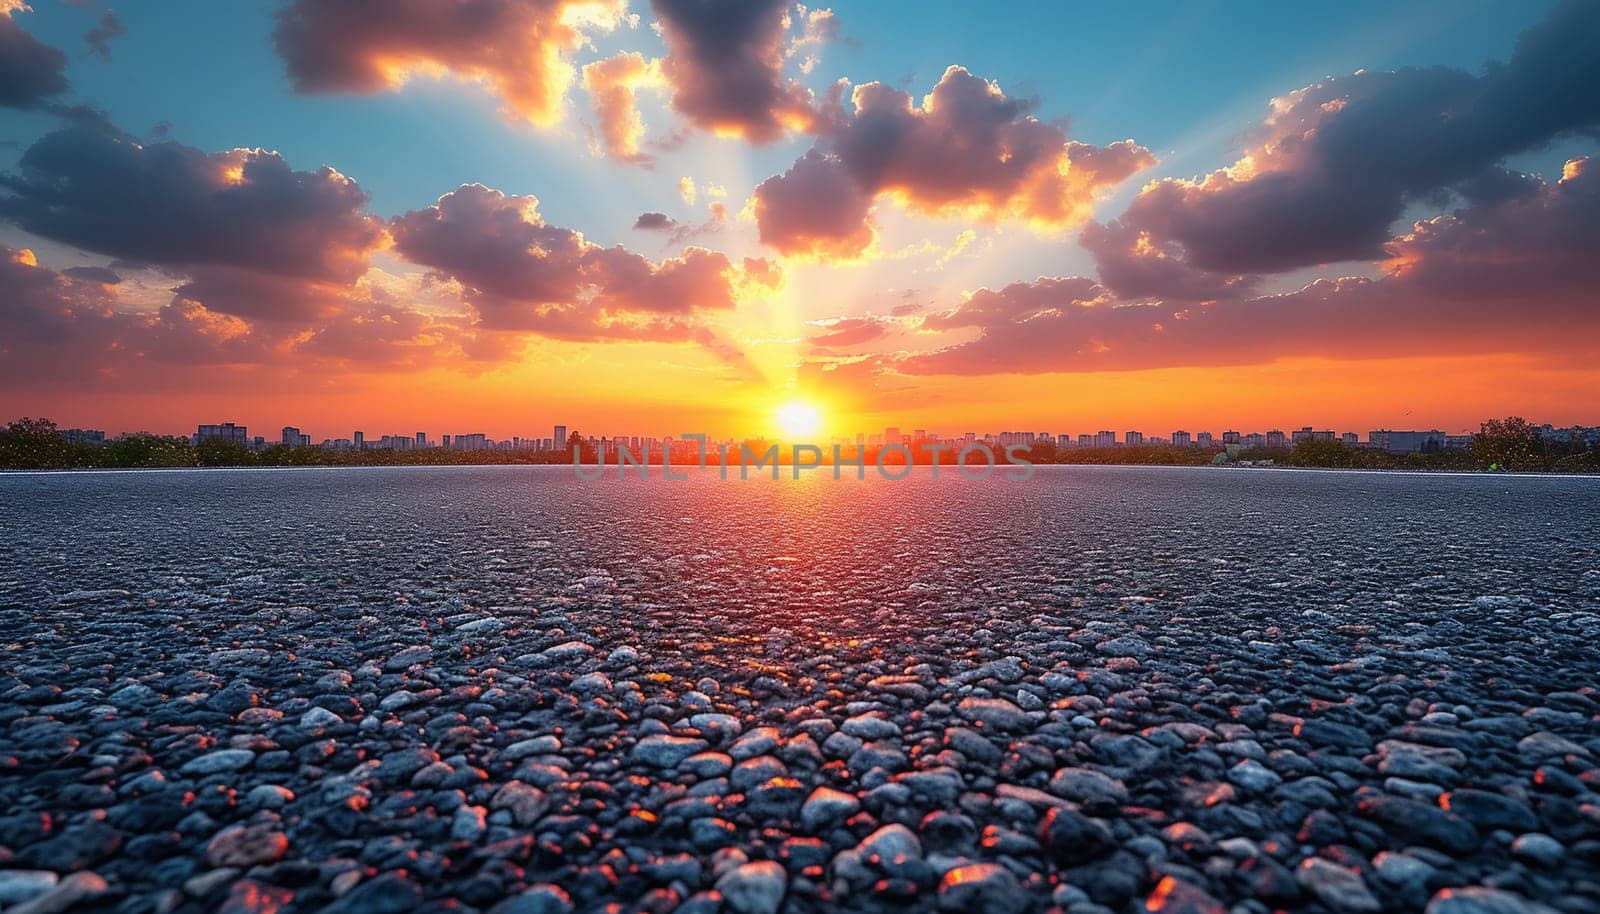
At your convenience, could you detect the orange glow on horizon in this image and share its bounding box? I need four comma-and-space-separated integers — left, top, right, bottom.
19, 351, 1599, 442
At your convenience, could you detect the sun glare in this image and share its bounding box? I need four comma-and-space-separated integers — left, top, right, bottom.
775, 401, 823, 441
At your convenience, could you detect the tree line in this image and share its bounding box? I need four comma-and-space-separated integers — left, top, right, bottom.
1, 416, 1595, 473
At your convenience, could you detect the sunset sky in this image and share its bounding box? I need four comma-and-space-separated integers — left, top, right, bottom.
2, 0, 1596, 440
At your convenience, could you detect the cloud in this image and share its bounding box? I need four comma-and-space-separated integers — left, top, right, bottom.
633, 211, 677, 232
806, 316, 888, 349
0, 4, 70, 109
0, 246, 265, 386
632, 204, 725, 245
83, 9, 124, 60
581, 51, 664, 163
753, 66, 1153, 259
752, 149, 875, 258
1381, 156, 1599, 301
61, 264, 121, 284
0, 244, 500, 390
784, 5, 838, 75
0, 125, 384, 285
1088, 0, 1600, 294
897, 157, 1600, 375
650, 0, 827, 144
172, 266, 352, 323
273, 0, 628, 127
391, 183, 776, 351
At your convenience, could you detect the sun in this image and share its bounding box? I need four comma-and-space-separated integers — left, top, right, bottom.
775, 400, 823, 441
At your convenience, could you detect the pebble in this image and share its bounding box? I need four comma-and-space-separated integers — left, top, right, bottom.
956, 697, 1032, 732
1423, 887, 1561, 914
0, 871, 58, 906
180, 749, 255, 775
1509, 833, 1564, 867
800, 786, 859, 832
205, 823, 289, 868
937, 863, 1025, 913
5, 872, 108, 914
631, 734, 709, 769
716, 861, 787, 914
1297, 857, 1381, 913
489, 884, 574, 914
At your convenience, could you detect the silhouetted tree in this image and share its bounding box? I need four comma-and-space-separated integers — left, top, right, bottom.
196, 437, 251, 467
0, 417, 72, 468
1473, 417, 1544, 471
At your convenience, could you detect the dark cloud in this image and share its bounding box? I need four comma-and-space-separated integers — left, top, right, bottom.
0, 126, 384, 284
274, 0, 626, 127
0, 8, 70, 109
61, 264, 121, 284
83, 9, 124, 60
630, 207, 727, 246
0, 244, 498, 391
633, 211, 678, 232
1382, 157, 1599, 301
752, 149, 874, 258
0, 246, 267, 387
392, 183, 776, 349
650, 0, 825, 144
898, 157, 1600, 375
1088, 0, 1600, 294
173, 266, 351, 322
1078, 220, 1255, 302
754, 66, 1153, 259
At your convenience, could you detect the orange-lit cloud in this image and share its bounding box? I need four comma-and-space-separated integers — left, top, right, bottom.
273, 0, 629, 127
753, 66, 1153, 260
806, 316, 890, 350
894, 159, 1600, 375
581, 51, 664, 164
1086, 0, 1600, 295
390, 183, 777, 354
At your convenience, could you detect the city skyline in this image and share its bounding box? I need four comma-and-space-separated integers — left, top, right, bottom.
46, 415, 1600, 457
3, 2, 1599, 435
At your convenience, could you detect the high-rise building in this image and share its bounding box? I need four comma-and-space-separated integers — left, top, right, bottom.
1222, 430, 1241, 445
1369, 429, 1445, 454
1265, 429, 1287, 449
353, 431, 365, 450
1291, 426, 1335, 443
554, 425, 568, 451
1342, 432, 1359, 445
281, 426, 310, 447
1171, 431, 1191, 447
197, 422, 247, 444
1095, 430, 1117, 448
416, 432, 427, 449
1125, 431, 1144, 446
913, 429, 926, 441
1196, 432, 1214, 447
886, 427, 902, 446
